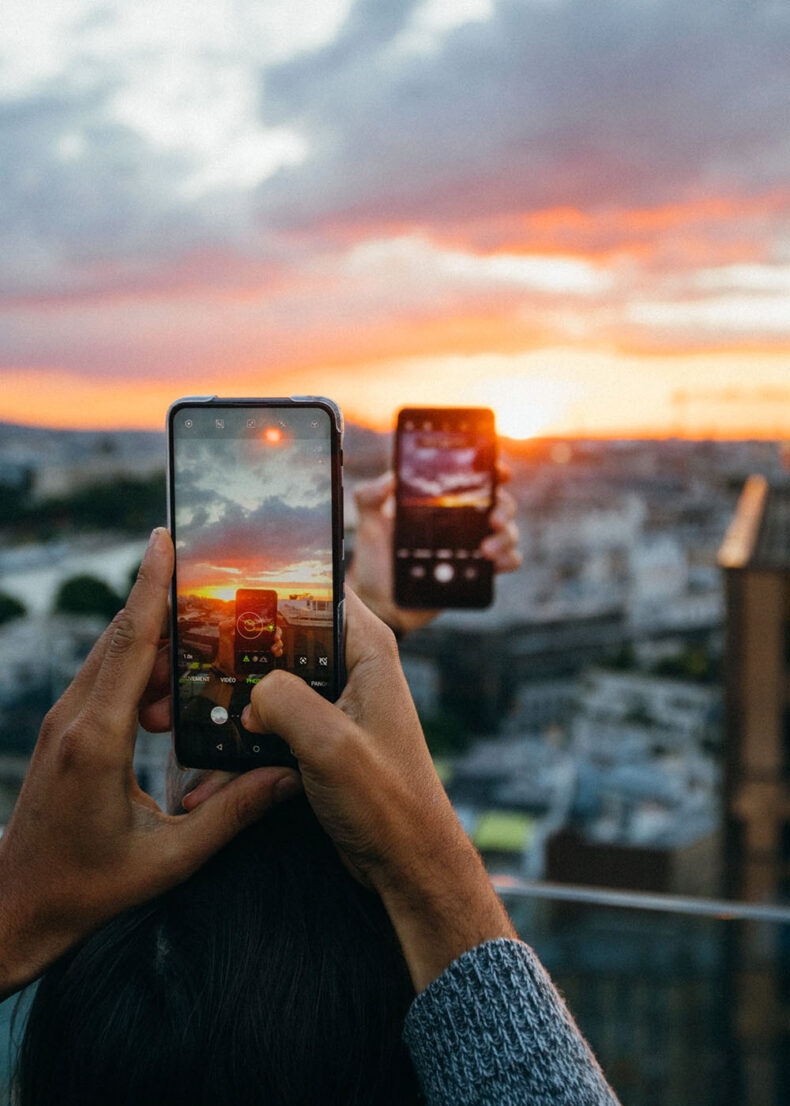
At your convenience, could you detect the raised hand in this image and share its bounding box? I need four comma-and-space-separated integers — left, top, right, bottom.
347, 463, 521, 635
0, 529, 299, 999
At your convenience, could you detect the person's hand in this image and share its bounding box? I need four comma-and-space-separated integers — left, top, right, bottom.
217, 588, 516, 991
0, 529, 300, 1000
347, 464, 521, 636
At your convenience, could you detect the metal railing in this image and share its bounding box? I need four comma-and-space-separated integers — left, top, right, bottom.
492, 875, 790, 922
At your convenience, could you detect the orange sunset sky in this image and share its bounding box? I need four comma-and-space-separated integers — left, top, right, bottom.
2, 0, 789, 439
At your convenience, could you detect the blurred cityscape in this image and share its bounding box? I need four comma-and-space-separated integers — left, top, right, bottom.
0, 420, 789, 1103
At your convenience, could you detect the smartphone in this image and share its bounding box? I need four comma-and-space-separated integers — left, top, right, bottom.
394, 407, 496, 609
167, 397, 345, 770
234, 588, 277, 675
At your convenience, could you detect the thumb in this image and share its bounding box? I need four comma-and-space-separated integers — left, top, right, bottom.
172, 765, 302, 867
354, 472, 395, 513
243, 669, 353, 768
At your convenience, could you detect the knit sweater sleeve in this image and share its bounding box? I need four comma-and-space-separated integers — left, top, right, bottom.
402, 937, 621, 1106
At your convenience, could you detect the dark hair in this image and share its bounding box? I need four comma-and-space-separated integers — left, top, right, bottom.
15, 796, 420, 1106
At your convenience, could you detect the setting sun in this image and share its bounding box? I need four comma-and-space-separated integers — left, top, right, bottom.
472, 375, 582, 440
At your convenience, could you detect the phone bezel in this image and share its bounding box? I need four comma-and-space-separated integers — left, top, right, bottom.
166, 396, 345, 770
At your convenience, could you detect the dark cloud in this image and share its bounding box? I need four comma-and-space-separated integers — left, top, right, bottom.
175, 434, 330, 512
0, 0, 788, 363
0, 76, 289, 304
180, 494, 331, 576
174, 429, 332, 580
257, 0, 790, 231
0, 85, 201, 297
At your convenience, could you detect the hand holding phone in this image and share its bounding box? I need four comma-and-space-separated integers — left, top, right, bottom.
0, 529, 301, 1000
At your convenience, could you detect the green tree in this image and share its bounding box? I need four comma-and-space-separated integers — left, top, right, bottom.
653, 645, 719, 684
0, 591, 26, 626
34, 472, 166, 535
608, 642, 637, 670
54, 575, 123, 621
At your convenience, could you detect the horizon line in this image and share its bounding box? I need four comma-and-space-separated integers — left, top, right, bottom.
0, 414, 788, 444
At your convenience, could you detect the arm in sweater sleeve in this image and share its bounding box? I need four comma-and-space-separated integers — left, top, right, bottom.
402, 938, 621, 1106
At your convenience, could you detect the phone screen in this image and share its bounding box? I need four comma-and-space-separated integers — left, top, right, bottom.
394, 407, 496, 609
168, 400, 343, 769
234, 589, 277, 674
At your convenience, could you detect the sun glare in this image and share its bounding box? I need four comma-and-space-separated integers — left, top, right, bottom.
473, 375, 579, 440
187, 586, 239, 602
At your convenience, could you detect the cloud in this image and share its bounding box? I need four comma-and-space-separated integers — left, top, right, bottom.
175, 432, 331, 514
344, 235, 614, 294
256, 0, 790, 232
627, 294, 790, 336
0, 0, 789, 410
0, 0, 351, 301
180, 495, 332, 578
3, 0, 788, 306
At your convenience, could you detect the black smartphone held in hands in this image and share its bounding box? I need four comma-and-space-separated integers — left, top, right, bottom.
167, 397, 345, 770
394, 407, 497, 609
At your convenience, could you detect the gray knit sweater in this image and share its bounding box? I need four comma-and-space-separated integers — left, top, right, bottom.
403, 938, 621, 1106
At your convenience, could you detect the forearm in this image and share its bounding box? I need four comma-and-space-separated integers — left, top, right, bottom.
403, 938, 621, 1106
373, 807, 515, 993
371, 805, 619, 1104
0, 888, 55, 1001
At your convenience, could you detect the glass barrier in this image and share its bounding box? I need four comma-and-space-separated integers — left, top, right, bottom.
497, 880, 790, 1106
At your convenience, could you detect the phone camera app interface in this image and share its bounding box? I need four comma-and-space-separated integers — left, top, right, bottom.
396, 410, 495, 607
173, 406, 335, 760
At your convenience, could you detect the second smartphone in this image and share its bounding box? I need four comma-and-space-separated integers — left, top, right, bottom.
167, 397, 344, 770
394, 407, 497, 609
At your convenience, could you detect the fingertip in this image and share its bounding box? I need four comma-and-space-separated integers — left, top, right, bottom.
273, 772, 303, 803
181, 789, 198, 811
135, 527, 174, 589
145, 526, 171, 561
241, 687, 272, 733
495, 550, 523, 574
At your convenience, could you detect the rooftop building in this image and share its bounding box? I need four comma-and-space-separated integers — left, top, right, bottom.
718, 475, 790, 903
718, 475, 790, 1106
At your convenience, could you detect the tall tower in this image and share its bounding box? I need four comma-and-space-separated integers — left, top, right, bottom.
718, 475, 790, 1105
718, 476, 790, 902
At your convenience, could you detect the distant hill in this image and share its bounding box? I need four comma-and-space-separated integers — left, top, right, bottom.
0, 421, 165, 471
0, 418, 392, 477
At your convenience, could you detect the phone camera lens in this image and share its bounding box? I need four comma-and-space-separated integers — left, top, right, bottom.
184, 419, 193, 428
